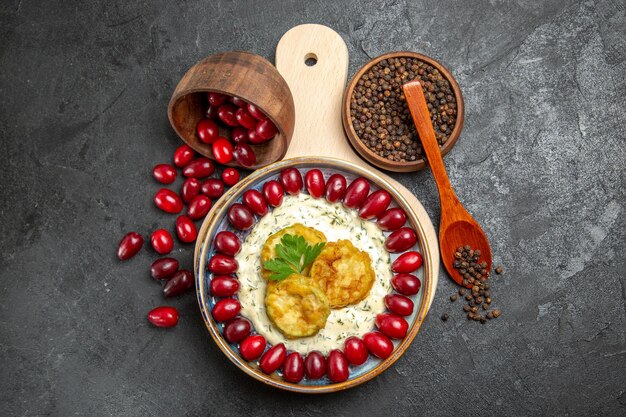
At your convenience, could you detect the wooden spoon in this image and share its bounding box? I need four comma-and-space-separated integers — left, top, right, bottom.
402, 81, 492, 285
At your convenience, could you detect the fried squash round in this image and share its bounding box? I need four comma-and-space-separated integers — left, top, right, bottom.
265, 275, 331, 338
261, 223, 326, 280
310, 240, 375, 308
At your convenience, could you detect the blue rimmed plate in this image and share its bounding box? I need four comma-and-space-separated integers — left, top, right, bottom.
195, 157, 434, 393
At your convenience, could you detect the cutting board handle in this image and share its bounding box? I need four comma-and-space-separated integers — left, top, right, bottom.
276, 24, 364, 165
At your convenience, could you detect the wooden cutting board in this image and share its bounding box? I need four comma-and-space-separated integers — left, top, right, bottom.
275, 24, 439, 310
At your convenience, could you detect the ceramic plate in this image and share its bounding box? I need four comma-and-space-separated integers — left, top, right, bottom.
196, 157, 433, 393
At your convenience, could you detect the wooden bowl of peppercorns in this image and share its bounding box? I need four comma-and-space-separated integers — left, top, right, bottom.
342, 52, 464, 172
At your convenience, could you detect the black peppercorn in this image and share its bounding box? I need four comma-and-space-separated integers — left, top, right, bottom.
449, 243, 505, 325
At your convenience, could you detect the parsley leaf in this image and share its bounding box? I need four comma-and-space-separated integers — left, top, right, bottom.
262, 258, 296, 281
262, 234, 326, 281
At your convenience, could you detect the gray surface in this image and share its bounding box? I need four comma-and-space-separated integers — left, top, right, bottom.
1, 0, 625, 415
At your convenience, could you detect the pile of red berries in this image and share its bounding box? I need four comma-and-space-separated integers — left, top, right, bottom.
197, 92, 278, 167
116, 144, 243, 328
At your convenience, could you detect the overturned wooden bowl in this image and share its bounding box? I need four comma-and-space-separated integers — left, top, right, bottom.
168, 52, 295, 169
342, 51, 464, 172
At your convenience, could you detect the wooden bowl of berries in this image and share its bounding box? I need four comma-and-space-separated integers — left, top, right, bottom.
168, 52, 295, 170
342, 52, 464, 172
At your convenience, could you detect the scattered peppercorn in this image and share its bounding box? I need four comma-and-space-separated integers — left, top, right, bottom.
441, 313, 449, 321
444, 244, 504, 324
349, 57, 458, 162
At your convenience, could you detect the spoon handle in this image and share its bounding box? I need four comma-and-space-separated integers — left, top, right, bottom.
402, 81, 458, 205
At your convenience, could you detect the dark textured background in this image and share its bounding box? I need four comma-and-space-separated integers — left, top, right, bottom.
1, 0, 625, 416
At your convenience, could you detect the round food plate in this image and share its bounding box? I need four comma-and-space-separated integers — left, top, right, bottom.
196, 157, 433, 393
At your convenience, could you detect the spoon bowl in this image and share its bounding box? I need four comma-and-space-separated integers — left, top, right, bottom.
440, 220, 492, 284
402, 81, 493, 285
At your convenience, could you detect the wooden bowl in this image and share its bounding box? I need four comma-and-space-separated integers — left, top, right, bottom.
168, 52, 295, 169
342, 52, 464, 172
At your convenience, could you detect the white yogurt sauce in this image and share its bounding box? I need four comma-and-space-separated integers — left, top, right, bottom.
235, 193, 392, 355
